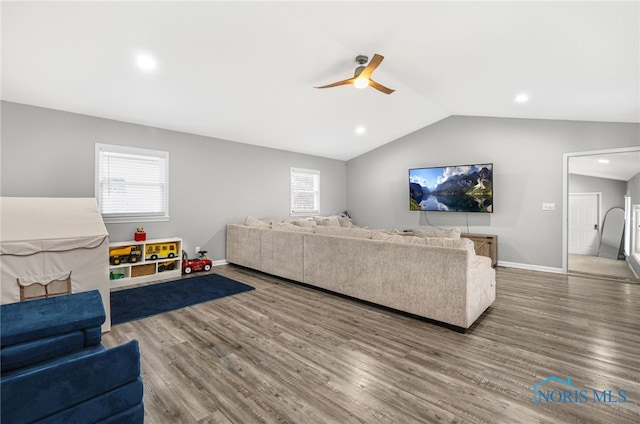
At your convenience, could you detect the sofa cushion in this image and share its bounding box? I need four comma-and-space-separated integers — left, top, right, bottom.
42, 378, 144, 424
84, 326, 103, 347
1, 340, 141, 424
267, 217, 294, 224
338, 216, 353, 227
1, 331, 84, 373
315, 226, 372, 239
226, 224, 262, 270
419, 237, 476, 259
410, 228, 462, 239
419, 236, 473, 249
261, 228, 305, 281
371, 232, 423, 244
273, 222, 315, 233
1, 290, 105, 347
314, 216, 341, 227
244, 216, 271, 228
293, 219, 317, 228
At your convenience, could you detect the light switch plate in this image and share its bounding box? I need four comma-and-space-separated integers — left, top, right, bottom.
542, 203, 556, 211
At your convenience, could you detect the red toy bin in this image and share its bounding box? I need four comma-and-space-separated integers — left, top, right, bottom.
134, 232, 146, 241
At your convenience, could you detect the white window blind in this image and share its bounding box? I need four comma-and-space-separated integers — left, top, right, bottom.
290, 167, 320, 216
95, 143, 169, 223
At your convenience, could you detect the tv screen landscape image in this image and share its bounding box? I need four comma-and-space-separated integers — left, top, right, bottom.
409, 163, 493, 213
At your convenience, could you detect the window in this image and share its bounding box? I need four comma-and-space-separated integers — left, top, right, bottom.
290, 167, 320, 216
95, 143, 169, 223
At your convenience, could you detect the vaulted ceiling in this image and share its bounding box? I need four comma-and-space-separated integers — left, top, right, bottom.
2, 1, 638, 161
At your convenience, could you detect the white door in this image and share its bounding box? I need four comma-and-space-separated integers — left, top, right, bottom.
569, 193, 600, 255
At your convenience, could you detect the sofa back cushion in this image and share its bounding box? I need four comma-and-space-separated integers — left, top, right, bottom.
371, 232, 475, 257
315, 226, 372, 239
244, 216, 271, 228
410, 228, 461, 239
371, 232, 423, 244
273, 222, 315, 233
419, 237, 476, 258
314, 216, 342, 227
293, 219, 317, 228
338, 216, 353, 227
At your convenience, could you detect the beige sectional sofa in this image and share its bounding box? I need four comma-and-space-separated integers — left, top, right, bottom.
226, 217, 496, 329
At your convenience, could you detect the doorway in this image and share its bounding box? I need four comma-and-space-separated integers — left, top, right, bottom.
563, 147, 640, 281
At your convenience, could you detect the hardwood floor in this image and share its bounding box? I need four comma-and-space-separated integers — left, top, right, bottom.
102, 265, 640, 423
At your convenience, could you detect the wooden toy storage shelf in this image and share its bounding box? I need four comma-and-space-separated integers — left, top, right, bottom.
109, 237, 182, 289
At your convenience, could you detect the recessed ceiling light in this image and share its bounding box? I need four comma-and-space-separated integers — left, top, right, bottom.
598, 159, 610, 164
514, 93, 529, 103
355, 125, 366, 135
136, 53, 157, 71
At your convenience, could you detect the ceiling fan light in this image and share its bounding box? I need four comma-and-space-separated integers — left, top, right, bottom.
354, 77, 369, 89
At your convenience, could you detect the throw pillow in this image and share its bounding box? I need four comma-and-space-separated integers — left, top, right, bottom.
245, 216, 271, 228
338, 216, 353, 227
314, 216, 341, 227
294, 219, 317, 228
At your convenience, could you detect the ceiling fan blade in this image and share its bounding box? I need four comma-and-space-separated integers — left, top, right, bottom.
359, 54, 384, 79
314, 77, 356, 89
369, 79, 395, 95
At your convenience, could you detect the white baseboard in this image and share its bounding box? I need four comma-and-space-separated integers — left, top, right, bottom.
212, 259, 228, 267
497, 261, 564, 274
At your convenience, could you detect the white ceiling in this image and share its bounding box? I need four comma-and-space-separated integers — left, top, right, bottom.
570, 150, 640, 181
2, 1, 639, 161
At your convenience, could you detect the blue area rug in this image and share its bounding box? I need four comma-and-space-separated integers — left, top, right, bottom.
110, 273, 255, 325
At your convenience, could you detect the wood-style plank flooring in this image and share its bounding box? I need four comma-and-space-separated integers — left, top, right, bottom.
102, 265, 640, 423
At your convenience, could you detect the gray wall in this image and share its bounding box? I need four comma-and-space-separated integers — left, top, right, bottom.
1, 102, 347, 261
629, 172, 640, 206
3, 102, 638, 270
568, 173, 627, 230
347, 116, 640, 269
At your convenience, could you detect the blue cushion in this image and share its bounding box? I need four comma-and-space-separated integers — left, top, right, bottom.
84, 326, 103, 346
96, 403, 144, 424
1, 290, 105, 347
1, 344, 105, 379
1, 340, 141, 424
1, 330, 84, 372
35, 378, 144, 424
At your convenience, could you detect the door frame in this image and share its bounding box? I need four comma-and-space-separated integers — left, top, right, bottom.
562, 146, 640, 273
568, 192, 601, 256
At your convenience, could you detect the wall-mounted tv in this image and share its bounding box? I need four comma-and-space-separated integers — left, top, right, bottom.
409, 163, 493, 213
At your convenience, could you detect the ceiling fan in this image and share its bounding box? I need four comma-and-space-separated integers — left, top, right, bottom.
315, 54, 395, 95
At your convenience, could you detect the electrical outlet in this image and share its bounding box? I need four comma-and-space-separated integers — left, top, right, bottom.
542, 203, 556, 211
195, 246, 200, 255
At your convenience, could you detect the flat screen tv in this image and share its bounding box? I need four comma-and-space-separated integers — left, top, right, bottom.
409, 163, 493, 213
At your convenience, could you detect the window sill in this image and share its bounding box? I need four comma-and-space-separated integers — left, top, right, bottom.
102, 216, 170, 224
